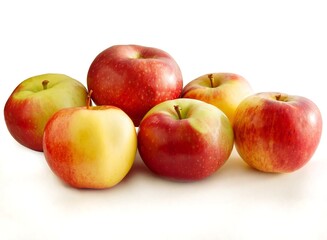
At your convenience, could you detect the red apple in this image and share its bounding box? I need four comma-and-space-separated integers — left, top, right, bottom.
87, 44, 183, 126
4, 73, 88, 151
233, 92, 323, 173
181, 73, 253, 124
43, 95, 137, 189
137, 98, 234, 181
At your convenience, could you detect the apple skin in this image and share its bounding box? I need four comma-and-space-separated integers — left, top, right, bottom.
233, 92, 323, 173
137, 98, 234, 181
87, 44, 183, 126
43, 105, 137, 189
181, 73, 253, 124
4, 74, 88, 151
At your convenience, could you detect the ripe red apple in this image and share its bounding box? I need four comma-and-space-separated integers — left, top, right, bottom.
43, 95, 137, 189
137, 98, 234, 181
87, 44, 183, 126
181, 73, 253, 124
4, 73, 88, 151
233, 92, 323, 173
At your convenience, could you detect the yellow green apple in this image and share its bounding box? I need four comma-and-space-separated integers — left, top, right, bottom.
4, 73, 88, 151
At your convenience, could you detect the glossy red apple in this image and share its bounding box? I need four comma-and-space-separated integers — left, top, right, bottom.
87, 44, 183, 126
4, 73, 88, 151
137, 98, 234, 181
233, 92, 323, 173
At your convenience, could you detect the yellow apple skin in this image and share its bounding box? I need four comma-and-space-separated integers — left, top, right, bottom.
181, 73, 253, 124
43, 105, 137, 189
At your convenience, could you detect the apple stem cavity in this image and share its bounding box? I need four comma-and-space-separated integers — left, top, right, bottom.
208, 74, 214, 88
174, 105, 183, 120
275, 93, 288, 102
42, 80, 49, 90
87, 90, 93, 109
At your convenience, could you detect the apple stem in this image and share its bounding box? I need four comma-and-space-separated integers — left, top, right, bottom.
208, 74, 214, 88
174, 105, 182, 120
275, 93, 288, 101
42, 80, 49, 90
87, 90, 93, 109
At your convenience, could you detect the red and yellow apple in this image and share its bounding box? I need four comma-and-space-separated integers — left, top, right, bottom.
87, 44, 183, 126
43, 97, 137, 189
181, 73, 253, 124
137, 98, 234, 181
4, 73, 88, 151
233, 92, 323, 173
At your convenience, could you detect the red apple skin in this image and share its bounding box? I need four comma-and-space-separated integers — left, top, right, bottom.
137, 98, 234, 181
233, 92, 323, 173
87, 44, 183, 126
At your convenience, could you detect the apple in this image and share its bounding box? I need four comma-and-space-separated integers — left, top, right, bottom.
4, 73, 88, 151
233, 92, 323, 173
43, 93, 137, 189
87, 44, 183, 126
181, 72, 253, 124
137, 98, 234, 181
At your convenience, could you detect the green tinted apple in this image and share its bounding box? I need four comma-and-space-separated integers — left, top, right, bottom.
4, 73, 88, 151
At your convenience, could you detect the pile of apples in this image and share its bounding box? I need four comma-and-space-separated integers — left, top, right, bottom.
4, 44, 323, 189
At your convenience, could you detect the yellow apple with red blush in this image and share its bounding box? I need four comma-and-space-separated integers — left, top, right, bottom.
43, 94, 137, 189
181, 72, 253, 124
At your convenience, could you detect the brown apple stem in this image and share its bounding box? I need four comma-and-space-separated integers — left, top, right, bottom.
275, 93, 282, 100
208, 74, 214, 88
275, 93, 288, 101
42, 80, 49, 90
174, 105, 182, 120
87, 90, 93, 109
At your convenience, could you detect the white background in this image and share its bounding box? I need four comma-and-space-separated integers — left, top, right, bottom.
1, 0, 326, 239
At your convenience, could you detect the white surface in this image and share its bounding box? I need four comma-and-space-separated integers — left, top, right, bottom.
1, 1, 326, 239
